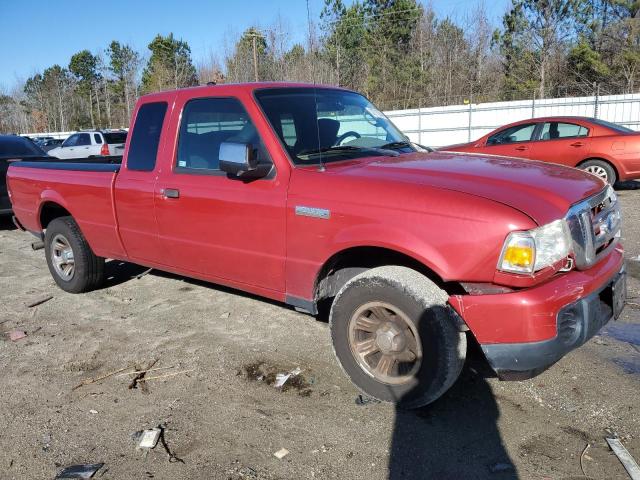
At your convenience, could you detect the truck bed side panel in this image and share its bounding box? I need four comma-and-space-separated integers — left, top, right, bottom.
7, 166, 126, 259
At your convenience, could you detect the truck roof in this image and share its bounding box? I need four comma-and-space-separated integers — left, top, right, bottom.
139, 82, 350, 102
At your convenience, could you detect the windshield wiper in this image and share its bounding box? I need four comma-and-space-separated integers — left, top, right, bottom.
298, 145, 395, 157
298, 145, 370, 156
380, 141, 413, 149
379, 141, 433, 152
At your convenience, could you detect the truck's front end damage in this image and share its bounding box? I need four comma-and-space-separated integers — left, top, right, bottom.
450, 185, 627, 379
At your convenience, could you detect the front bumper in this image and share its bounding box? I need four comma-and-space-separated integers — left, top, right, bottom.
449, 247, 626, 379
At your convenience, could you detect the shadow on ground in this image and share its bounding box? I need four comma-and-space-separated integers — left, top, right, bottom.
616, 180, 640, 191
0, 215, 16, 230
388, 342, 517, 480
103, 259, 287, 310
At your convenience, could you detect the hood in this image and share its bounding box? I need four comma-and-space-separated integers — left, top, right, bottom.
326, 151, 605, 225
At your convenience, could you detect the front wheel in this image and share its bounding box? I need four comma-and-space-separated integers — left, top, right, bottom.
44, 216, 105, 293
580, 160, 617, 185
329, 266, 466, 409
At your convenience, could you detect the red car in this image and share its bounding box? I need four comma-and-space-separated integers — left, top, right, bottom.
441, 116, 640, 184
7, 84, 626, 407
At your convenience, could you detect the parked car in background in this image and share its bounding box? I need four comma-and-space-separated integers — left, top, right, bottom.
40, 138, 63, 152
48, 130, 127, 159
0, 135, 48, 215
33, 136, 54, 146
7, 83, 626, 407
440, 116, 640, 184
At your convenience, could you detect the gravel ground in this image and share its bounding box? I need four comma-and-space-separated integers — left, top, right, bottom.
0, 183, 639, 480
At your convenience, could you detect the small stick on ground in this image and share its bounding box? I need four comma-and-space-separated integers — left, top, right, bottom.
26, 295, 53, 308
114, 365, 176, 377
580, 443, 591, 478
129, 358, 159, 393
72, 366, 131, 391
158, 424, 184, 464
145, 369, 195, 381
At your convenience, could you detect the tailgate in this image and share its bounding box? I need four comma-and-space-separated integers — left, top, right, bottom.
109, 143, 125, 155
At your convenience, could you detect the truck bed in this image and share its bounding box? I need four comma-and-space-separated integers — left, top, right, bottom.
8, 160, 125, 260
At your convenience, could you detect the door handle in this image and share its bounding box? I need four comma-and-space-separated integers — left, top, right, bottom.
514, 145, 528, 151
570, 142, 584, 147
161, 188, 180, 199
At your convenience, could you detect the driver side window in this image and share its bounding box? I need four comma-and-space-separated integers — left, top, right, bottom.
176, 97, 271, 173
487, 124, 536, 145
62, 134, 78, 148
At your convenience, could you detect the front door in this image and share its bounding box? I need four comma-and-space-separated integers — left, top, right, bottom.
481, 122, 537, 159
56, 134, 79, 159
154, 95, 287, 293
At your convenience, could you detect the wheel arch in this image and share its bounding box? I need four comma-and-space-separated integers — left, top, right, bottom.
313, 245, 462, 307
39, 201, 73, 231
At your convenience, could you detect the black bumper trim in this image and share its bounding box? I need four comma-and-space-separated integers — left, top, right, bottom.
481, 266, 626, 380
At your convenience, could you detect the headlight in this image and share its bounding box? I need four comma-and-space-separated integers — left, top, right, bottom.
498, 219, 572, 274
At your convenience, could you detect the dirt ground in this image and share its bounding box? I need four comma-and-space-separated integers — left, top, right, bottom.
1, 184, 639, 480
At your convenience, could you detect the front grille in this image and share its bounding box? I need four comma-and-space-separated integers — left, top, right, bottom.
566, 186, 621, 270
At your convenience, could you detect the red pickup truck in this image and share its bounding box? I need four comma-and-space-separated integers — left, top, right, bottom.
7, 83, 627, 408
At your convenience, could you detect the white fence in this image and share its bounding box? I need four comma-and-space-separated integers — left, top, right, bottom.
385, 93, 640, 148
20, 92, 640, 149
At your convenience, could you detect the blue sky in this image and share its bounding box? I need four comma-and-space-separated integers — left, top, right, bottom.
0, 0, 510, 89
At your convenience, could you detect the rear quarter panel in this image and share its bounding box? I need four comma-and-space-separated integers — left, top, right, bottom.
590, 134, 640, 180
7, 166, 125, 259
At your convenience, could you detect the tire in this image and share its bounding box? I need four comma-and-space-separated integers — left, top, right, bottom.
44, 216, 105, 293
580, 159, 617, 185
329, 266, 466, 409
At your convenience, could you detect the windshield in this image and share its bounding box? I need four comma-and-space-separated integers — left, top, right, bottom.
0, 136, 46, 157
255, 88, 416, 165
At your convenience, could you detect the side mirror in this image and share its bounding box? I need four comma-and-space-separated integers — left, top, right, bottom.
219, 142, 270, 179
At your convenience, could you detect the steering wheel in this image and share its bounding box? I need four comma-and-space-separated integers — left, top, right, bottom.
336, 131, 361, 145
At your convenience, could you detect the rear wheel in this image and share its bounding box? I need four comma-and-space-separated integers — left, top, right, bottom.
44, 216, 104, 293
580, 159, 617, 185
329, 266, 466, 408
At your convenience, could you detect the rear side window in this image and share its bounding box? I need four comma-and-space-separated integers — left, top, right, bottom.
127, 102, 167, 171
94, 134, 102, 144
539, 122, 588, 140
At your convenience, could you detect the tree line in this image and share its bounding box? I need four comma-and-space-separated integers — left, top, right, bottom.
1, 0, 639, 134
